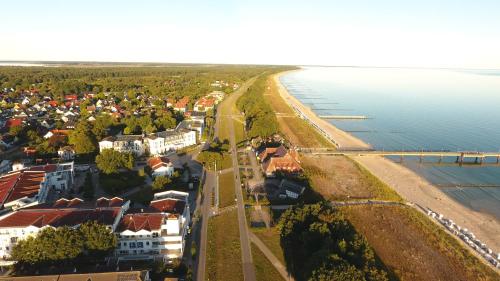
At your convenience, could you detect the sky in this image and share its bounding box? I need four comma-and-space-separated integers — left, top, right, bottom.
1, 0, 500, 68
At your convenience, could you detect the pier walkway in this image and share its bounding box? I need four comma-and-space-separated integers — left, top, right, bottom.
298, 148, 500, 164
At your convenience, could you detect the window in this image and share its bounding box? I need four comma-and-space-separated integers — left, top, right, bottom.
140, 250, 144, 254
129, 242, 136, 248
5, 247, 9, 251
133, 250, 137, 254
137, 242, 144, 248
152, 232, 159, 238
117, 243, 121, 248
146, 242, 150, 246
119, 250, 128, 254
10, 237, 17, 243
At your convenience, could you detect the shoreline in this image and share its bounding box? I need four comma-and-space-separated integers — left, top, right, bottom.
273, 70, 500, 254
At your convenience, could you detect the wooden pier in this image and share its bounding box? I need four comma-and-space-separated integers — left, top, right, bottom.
298, 148, 500, 164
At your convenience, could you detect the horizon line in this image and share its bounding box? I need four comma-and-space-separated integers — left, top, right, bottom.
0, 60, 499, 71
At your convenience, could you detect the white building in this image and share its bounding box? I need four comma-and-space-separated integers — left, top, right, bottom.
100, 129, 197, 157
115, 191, 190, 262
99, 135, 145, 156
0, 197, 129, 260
146, 129, 196, 155
147, 156, 174, 178
0, 162, 74, 210
58, 146, 75, 161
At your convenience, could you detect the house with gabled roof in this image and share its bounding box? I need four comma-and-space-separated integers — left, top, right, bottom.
257, 145, 303, 177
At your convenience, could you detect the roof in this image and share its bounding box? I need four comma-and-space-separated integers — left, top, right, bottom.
0, 171, 45, 206
149, 198, 186, 214
0, 207, 121, 228
0, 270, 149, 281
279, 179, 305, 194
119, 213, 164, 232
4, 118, 23, 129
31, 197, 126, 209
102, 135, 143, 142
263, 156, 302, 175
147, 156, 172, 171
258, 145, 288, 162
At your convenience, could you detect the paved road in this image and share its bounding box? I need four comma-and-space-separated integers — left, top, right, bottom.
249, 232, 294, 281
196, 77, 257, 281
227, 93, 257, 281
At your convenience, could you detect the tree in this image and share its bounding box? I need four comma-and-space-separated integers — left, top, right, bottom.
278, 203, 388, 281
69, 121, 96, 154
78, 221, 117, 257
154, 113, 176, 130
82, 172, 94, 199
9, 125, 23, 137
152, 175, 171, 191
95, 149, 134, 174
92, 115, 115, 140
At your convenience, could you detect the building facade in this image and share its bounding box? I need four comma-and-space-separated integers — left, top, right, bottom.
115, 190, 190, 262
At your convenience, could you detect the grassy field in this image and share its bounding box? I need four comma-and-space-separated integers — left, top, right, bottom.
344, 205, 499, 281
301, 154, 403, 201
264, 75, 335, 148
251, 227, 285, 265
234, 116, 246, 145
206, 210, 243, 281
218, 171, 236, 208
251, 243, 285, 281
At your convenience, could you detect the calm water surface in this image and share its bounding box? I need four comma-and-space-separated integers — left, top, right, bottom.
281, 67, 500, 219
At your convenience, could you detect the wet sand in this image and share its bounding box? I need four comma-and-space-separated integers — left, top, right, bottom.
273, 71, 500, 253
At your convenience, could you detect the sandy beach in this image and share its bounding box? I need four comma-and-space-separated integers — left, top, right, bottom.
273, 71, 500, 254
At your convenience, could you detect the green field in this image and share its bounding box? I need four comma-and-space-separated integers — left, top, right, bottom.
206, 210, 243, 281
218, 171, 236, 208
251, 227, 285, 265
252, 243, 285, 281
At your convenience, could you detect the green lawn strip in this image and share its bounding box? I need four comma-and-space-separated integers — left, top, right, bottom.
206, 210, 243, 281
218, 171, 236, 208
252, 243, 285, 281
251, 227, 286, 265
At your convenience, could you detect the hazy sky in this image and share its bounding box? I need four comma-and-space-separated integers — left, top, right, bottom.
1, 0, 500, 68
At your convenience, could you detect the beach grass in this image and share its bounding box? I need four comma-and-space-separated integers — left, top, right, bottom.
348, 157, 404, 201
344, 205, 499, 281
206, 209, 243, 281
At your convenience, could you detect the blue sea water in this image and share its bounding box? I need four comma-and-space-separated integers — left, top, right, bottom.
281, 67, 500, 219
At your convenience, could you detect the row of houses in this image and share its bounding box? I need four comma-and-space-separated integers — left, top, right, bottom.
0, 190, 190, 264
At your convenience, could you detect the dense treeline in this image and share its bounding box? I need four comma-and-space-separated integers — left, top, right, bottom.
0, 65, 271, 102
278, 203, 390, 281
236, 74, 281, 138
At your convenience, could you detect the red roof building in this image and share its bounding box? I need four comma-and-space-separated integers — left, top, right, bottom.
258, 145, 302, 177
0, 171, 46, 208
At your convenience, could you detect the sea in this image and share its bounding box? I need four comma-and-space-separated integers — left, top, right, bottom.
280, 66, 500, 220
